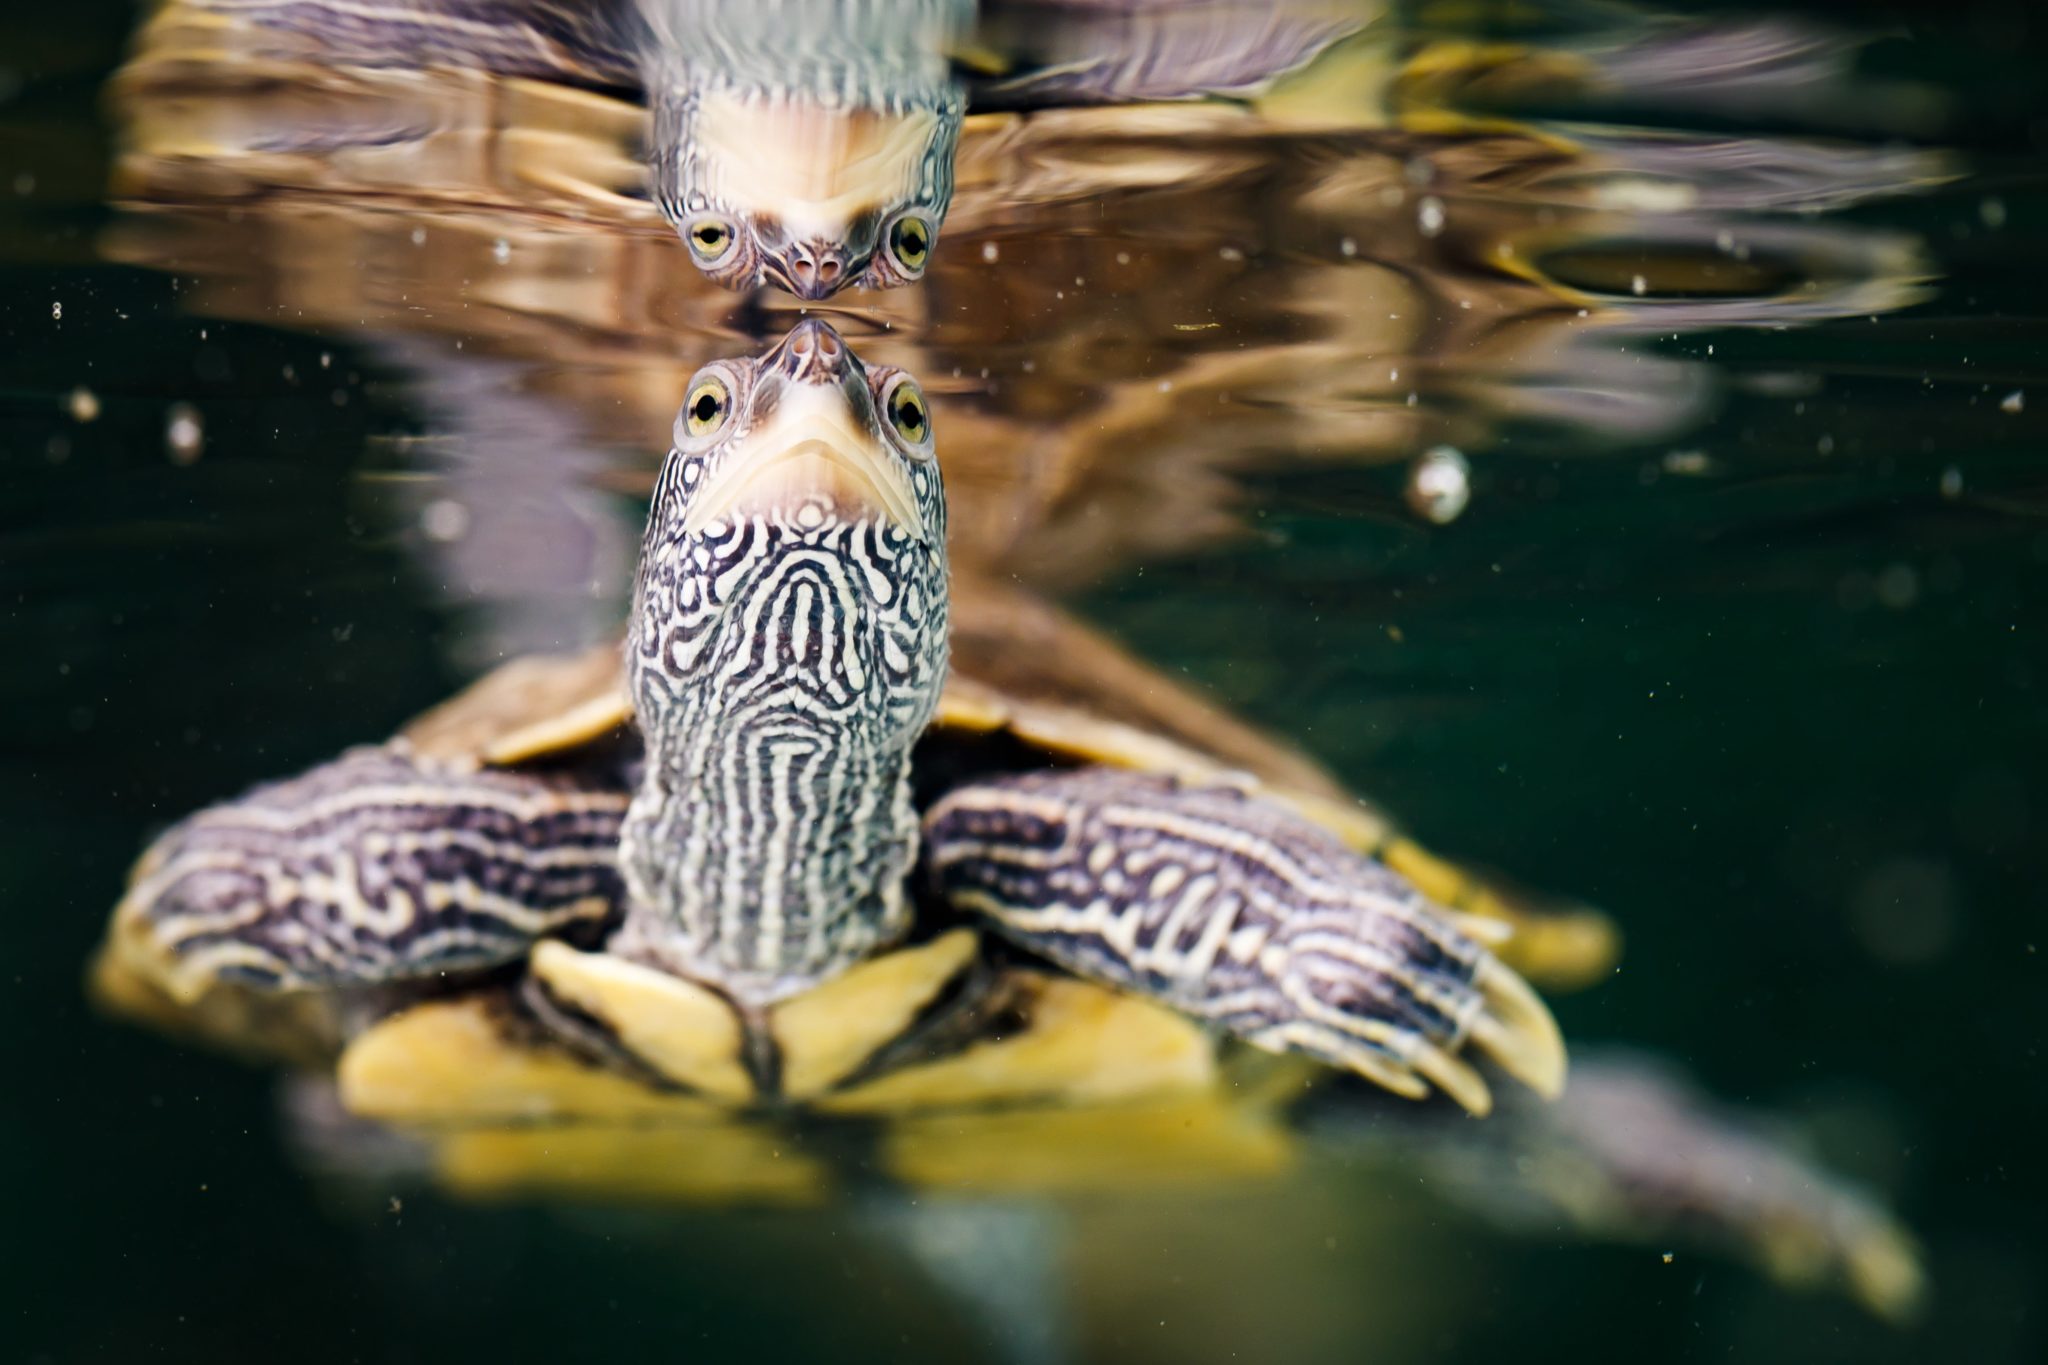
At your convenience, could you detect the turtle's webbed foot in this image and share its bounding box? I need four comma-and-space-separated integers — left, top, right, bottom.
923, 768, 1565, 1115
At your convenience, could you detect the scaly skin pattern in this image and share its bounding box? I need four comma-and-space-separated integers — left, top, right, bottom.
616, 325, 949, 1004
923, 768, 1539, 1106
118, 746, 628, 997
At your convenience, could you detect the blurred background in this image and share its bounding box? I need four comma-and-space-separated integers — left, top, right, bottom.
2, 1, 2044, 1361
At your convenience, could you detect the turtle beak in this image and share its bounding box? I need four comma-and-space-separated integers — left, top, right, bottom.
683, 321, 924, 537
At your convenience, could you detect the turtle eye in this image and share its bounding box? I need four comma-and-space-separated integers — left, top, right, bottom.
888, 216, 932, 274
687, 218, 735, 263
684, 376, 730, 438
885, 379, 930, 446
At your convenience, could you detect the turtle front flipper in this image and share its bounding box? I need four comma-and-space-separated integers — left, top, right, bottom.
922, 768, 1564, 1116
104, 745, 630, 1008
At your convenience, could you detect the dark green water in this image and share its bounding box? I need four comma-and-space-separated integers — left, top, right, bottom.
4, 3, 2046, 1362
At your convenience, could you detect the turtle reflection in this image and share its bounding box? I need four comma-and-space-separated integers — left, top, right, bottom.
149, 0, 966, 295
639, 0, 966, 297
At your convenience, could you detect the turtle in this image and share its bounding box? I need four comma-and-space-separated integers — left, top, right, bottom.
99, 316, 1570, 1124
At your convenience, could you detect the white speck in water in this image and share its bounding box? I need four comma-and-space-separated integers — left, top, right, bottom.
51, 301, 62, 320
1817, 433, 1836, 455
67, 387, 99, 423
421, 498, 470, 542
320, 351, 332, 369
492, 237, 511, 263
1219, 246, 1245, 262
1940, 466, 1963, 498
1405, 446, 1471, 525
1339, 236, 1358, 258
165, 403, 204, 464
2001, 389, 2024, 413
980, 241, 999, 263
1715, 229, 1735, 252
1631, 274, 1648, 296
1416, 196, 1445, 237
410, 227, 426, 246
1981, 196, 2007, 230
1157, 380, 1173, 393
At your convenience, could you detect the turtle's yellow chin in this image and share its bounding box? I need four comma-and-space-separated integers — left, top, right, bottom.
693, 90, 937, 244
684, 388, 921, 536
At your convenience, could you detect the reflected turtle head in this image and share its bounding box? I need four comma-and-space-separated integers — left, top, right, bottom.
660, 92, 957, 298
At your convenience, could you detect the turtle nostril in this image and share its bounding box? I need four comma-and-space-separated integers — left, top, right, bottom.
816, 330, 841, 362
817, 258, 841, 283
790, 257, 816, 283
790, 328, 815, 357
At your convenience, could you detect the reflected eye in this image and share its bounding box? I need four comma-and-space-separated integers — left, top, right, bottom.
888, 217, 931, 273
684, 377, 730, 437
885, 380, 929, 444
688, 219, 735, 262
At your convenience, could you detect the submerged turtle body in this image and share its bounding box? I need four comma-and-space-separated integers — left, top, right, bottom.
101, 320, 1572, 1129
101, 573, 1564, 1124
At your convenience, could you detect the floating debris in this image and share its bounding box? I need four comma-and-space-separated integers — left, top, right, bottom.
491, 238, 510, 264
980, 241, 999, 263
1981, 197, 2007, 230
2001, 390, 2024, 414
67, 387, 99, 423
164, 403, 204, 464
1939, 467, 1963, 499
1405, 446, 1471, 525
1631, 274, 1648, 297
1416, 196, 1445, 238
51, 301, 62, 320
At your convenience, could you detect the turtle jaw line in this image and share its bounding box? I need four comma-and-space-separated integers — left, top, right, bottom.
683, 409, 923, 537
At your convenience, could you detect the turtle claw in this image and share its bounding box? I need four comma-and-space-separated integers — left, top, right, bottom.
1263, 898, 1566, 1115
1471, 958, 1569, 1100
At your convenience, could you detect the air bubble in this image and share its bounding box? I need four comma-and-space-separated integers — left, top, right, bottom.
1405, 446, 1471, 525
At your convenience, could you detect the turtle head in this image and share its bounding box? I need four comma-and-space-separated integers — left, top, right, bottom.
618, 319, 949, 1001
657, 90, 958, 298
